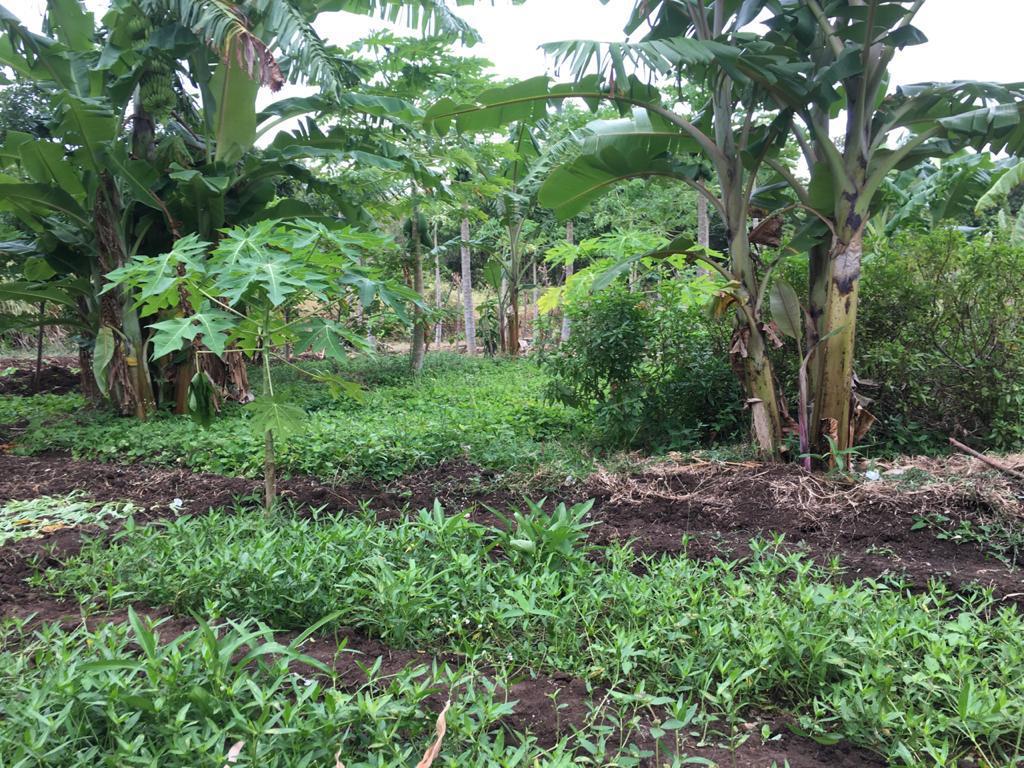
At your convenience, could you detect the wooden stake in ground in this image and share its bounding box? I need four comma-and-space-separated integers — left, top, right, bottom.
949, 437, 1024, 481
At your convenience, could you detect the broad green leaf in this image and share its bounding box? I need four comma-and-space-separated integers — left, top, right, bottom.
212, 56, 259, 166
0, 182, 90, 226
18, 141, 86, 198
0, 280, 76, 306
769, 278, 802, 340
975, 161, 1024, 214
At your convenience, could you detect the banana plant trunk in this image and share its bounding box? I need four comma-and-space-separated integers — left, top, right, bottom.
460, 217, 476, 354
94, 175, 156, 418
812, 226, 864, 461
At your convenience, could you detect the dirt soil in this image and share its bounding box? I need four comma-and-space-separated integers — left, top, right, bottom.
0, 357, 80, 396
0, 452, 1019, 766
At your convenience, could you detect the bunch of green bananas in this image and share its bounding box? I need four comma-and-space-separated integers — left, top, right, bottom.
139, 61, 175, 121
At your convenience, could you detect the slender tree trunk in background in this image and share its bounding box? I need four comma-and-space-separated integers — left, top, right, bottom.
433, 225, 443, 347
561, 220, 574, 342
498, 272, 508, 354
410, 211, 427, 374
812, 227, 865, 461
460, 217, 476, 355
33, 301, 45, 392
531, 260, 539, 333
697, 195, 710, 247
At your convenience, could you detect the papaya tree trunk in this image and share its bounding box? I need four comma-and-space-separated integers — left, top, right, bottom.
498, 273, 508, 354
260, 330, 276, 513
507, 288, 520, 356
812, 227, 864, 461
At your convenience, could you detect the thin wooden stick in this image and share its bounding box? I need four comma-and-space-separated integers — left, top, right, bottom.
948, 437, 1024, 481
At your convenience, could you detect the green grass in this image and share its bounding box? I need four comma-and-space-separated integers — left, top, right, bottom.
1, 353, 592, 483
41, 503, 1024, 766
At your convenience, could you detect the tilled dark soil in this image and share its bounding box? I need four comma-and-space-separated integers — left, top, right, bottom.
0, 358, 80, 396
2, 452, 1020, 611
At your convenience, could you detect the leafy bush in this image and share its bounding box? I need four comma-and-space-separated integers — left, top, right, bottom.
856, 228, 1024, 452
44, 505, 1024, 765
544, 282, 743, 451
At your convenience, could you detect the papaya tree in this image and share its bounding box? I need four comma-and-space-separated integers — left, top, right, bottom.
106, 218, 416, 510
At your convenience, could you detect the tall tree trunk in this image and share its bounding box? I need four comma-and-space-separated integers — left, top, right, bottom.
460, 217, 476, 355
260, 324, 276, 514
410, 212, 426, 374
561, 220, 574, 342
812, 227, 864, 461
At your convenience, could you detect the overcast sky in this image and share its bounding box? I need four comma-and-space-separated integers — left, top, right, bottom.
5, 0, 1022, 99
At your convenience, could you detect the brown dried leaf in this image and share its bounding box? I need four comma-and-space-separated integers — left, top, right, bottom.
415, 700, 451, 768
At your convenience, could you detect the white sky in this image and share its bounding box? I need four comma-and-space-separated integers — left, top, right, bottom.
5, 0, 1022, 86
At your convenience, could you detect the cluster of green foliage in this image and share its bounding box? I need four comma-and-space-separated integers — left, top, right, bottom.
856, 228, 1024, 453
41, 504, 1024, 765
543, 283, 743, 451
2, 354, 585, 481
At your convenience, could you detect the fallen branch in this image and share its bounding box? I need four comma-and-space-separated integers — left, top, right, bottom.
949, 438, 1024, 482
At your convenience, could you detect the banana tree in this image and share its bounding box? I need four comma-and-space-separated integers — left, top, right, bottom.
427, 74, 796, 458
600, 0, 1020, 461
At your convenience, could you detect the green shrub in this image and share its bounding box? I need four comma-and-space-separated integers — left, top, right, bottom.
544, 282, 743, 451
857, 228, 1024, 452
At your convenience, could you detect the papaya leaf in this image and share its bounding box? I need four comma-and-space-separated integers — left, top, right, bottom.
248, 396, 304, 438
